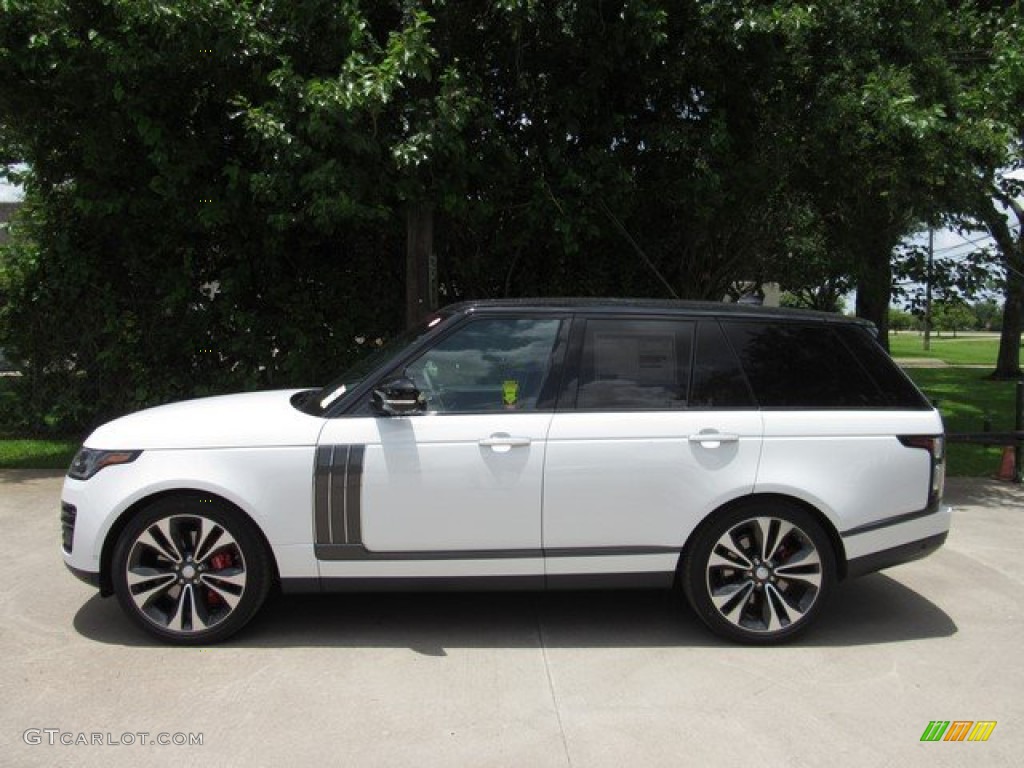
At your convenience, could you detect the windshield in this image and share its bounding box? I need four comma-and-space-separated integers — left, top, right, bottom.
309, 310, 452, 414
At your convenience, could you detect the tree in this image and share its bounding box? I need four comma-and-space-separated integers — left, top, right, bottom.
888, 308, 917, 333
723, 1, 972, 349
939, 3, 1024, 378
931, 300, 975, 337
0, 0, 1013, 431
972, 298, 1002, 331
0, 1, 428, 429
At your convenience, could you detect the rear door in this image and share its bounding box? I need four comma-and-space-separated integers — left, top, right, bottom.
542, 316, 764, 580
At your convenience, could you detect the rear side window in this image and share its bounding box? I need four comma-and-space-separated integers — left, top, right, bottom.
722, 321, 910, 408
577, 319, 694, 409
834, 325, 931, 408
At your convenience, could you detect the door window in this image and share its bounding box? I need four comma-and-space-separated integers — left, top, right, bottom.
405, 317, 562, 413
577, 319, 694, 410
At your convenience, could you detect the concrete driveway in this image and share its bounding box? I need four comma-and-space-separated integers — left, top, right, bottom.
1, 470, 1021, 767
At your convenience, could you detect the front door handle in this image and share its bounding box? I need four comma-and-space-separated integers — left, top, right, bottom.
688, 431, 740, 449
479, 434, 532, 452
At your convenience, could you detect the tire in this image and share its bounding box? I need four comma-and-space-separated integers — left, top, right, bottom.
112, 496, 272, 645
682, 500, 836, 644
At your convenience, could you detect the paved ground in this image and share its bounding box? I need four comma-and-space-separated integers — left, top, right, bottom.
1, 471, 1021, 767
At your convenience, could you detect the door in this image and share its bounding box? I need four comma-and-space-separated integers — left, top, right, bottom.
542, 317, 764, 578
315, 315, 566, 560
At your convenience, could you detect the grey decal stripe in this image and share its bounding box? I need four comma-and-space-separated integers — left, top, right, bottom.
346, 445, 365, 545
314, 544, 677, 561
330, 445, 348, 545
313, 447, 331, 545
313, 444, 368, 548
326, 444, 336, 543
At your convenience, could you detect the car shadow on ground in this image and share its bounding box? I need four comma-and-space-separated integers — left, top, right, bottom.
73, 572, 956, 652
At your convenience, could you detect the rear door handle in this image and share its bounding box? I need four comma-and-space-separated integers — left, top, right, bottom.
479, 434, 532, 452
688, 431, 740, 448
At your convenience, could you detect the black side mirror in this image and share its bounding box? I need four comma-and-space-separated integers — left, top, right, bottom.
371, 377, 425, 416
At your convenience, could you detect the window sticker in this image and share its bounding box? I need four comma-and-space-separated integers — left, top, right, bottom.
502, 379, 520, 407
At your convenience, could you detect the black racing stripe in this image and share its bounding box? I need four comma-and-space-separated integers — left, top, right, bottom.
313, 446, 332, 545
346, 444, 365, 545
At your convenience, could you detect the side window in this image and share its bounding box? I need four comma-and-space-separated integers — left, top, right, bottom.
722, 321, 885, 408
834, 326, 931, 409
405, 317, 562, 413
690, 321, 755, 408
577, 319, 694, 410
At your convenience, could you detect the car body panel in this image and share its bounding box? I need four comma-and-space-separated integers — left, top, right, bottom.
62, 446, 319, 579
85, 389, 322, 450
542, 411, 763, 552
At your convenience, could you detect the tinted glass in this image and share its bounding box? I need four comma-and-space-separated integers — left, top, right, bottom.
723, 321, 890, 408
577, 319, 694, 410
690, 321, 755, 408
834, 326, 931, 409
405, 317, 562, 413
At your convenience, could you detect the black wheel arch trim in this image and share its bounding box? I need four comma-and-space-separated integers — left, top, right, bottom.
679, 493, 849, 581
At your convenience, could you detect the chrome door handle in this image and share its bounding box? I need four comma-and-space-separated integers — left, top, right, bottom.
479, 434, 532, 450
688, 432, 740, 448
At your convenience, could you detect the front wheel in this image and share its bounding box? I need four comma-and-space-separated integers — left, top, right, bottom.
683, 502, 836, 644
112, 497, 271, 644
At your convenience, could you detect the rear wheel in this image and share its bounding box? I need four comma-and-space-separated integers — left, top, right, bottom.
112, 496, 271, 644
683, 501, 836, 644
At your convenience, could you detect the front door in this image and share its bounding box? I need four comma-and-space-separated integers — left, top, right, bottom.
315, 315, 566, 563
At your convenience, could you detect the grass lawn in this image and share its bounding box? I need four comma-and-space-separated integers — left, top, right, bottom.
889, 332, 1008, 366
0, 438, 79, 470
904, 367, 1021, 477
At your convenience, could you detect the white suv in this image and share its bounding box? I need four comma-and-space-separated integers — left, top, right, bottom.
61, 299, 949, 644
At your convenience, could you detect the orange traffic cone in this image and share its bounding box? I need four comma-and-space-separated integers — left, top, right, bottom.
996, 446, 1016, 482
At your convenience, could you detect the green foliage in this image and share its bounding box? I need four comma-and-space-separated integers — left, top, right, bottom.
931, 300, 977, 337
888, 308, 918, 333
0, 1, 1018, 430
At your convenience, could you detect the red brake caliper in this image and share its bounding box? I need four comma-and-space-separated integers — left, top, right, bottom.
206, 551, 234, 608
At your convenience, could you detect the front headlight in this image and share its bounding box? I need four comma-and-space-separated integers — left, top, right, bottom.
67, 448, 142, 481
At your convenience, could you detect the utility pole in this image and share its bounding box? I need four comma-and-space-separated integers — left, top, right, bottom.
923, 227, 934, 352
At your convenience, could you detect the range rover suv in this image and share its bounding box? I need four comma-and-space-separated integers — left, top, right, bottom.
61, 299, 949, 644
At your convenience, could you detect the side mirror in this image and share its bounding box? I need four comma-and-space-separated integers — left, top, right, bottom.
371, 377, 425, 416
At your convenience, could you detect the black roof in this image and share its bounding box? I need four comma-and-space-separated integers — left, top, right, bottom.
440, 298, 871, 326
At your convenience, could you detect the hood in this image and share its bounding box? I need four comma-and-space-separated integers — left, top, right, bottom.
85, 390, 325, 450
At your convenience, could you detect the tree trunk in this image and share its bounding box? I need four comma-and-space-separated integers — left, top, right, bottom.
993, 267, 1022, 379
405, 202, 436, 329
982, 193, 1023, 380
855, 247, 892, 351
